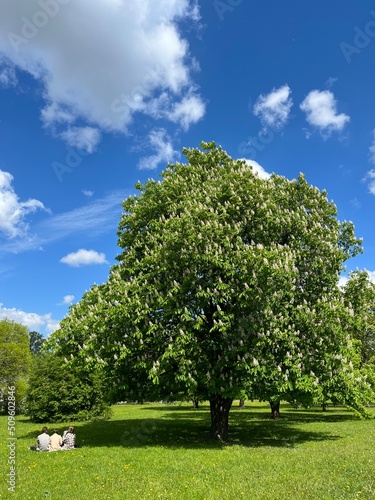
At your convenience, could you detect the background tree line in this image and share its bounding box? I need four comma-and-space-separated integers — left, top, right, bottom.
0, 319, 109, 421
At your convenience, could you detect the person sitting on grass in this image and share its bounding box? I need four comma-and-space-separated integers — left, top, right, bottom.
61, 426, 76, 450
29, 427, 50, 451
49, 429, 62, 451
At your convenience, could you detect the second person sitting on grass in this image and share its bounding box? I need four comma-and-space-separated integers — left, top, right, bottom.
49, 429, 63, 451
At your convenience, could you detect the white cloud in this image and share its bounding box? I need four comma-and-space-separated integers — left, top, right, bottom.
366, 270, 375, 283
300, 90, 350, 136
82, 189, 94, 197
364, 169, 375, 195
167, 93, 206, 130
241, 159, 271, 180
138, 128, 177, 170
0, 0, 204, 144
59, 127, 101, 154
0, 303, 59, 334
0, 169, 48, 238
369, 129, 375, 164
61, 294, 75, 305
60, 249, 108, 267
253, 84, 292, 129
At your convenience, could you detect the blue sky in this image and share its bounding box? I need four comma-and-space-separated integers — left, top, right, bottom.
0, 0, 375, 337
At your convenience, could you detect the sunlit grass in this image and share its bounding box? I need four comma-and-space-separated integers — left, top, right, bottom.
1, 402, 374, 499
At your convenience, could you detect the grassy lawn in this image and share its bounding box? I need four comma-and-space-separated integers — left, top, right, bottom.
1, 402, 375, 499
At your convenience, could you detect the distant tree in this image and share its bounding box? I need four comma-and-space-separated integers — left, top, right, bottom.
26, 351, 110, 422
51, 142, 365, 439
29, 331, 45, 355
343, 270, 375, 366
342, 271, 375, 402
0, 318, 31, 414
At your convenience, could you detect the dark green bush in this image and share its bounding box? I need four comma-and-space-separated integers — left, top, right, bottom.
26, 352, 111, 422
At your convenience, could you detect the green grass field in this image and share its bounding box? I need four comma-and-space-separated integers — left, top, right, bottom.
1, 402, 374, 499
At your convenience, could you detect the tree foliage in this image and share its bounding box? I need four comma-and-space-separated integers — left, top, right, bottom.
0, 318, 31, 414
26, 351, 111, 422
51, 142, 367, 439
342, 271, 375, 400
343, 270, 375, 366
29, 331, 45, 355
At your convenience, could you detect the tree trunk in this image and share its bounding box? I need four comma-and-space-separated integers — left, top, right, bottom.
209, 395, 233, 440
192, 399, 199, 409
269, 400, 280, 419
238, 399, 245, 409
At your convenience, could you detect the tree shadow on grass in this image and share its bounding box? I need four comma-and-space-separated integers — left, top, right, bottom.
140, 404, 358, 423
20, 405, 347, 450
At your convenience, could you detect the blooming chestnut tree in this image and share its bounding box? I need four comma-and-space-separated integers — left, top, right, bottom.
52, 142, 364, 440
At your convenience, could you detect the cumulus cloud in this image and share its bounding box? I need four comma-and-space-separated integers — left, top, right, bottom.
60, 294, 75, 305
300, 90, 350, 137
138, 128, 177, 170
82, 189, 94, 197
0, 0, 204, 146
167, 93, 206, 130
0, 303, 59, 334
367, 270, 375, 283
241, 159, 271, 180
60, 249, 108, 267
0, 169, 48, 238
253, 84, 293, 129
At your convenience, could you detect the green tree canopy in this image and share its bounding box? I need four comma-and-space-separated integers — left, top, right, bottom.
0, 318, 31, 413
51, 142, 365, 439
